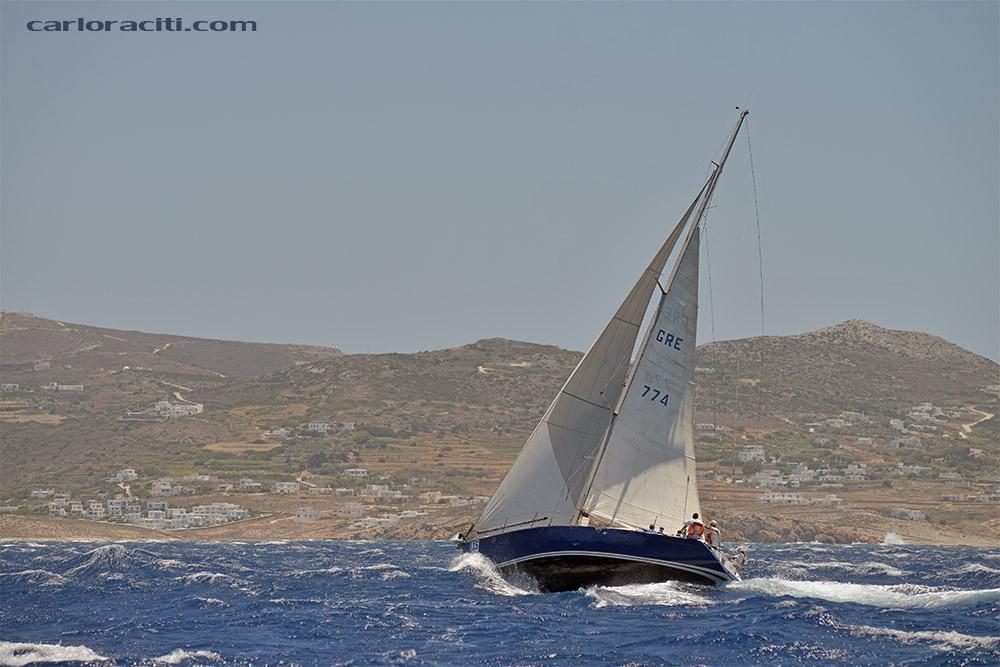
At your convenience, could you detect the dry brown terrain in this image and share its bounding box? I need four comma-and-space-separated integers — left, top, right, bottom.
1, 312, 997, 544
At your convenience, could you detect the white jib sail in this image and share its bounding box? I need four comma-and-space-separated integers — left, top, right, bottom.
581, 222, 702, 531
472, 188, 707, 536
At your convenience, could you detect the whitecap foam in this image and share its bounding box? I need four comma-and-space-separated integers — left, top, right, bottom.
177, 572, 232, 584
64, 544, 133, 576
733, 577, 1000, 609
791, 560, 910, 577
848, 624, 1000, 651
0, 570, 67, 587
289, 566, 345, 577
381, 570, 411, 580
154, 558, 192, 570
0, 641, 107, 665
192, 597, 228, 607
947, 563, 1000, 576
584, 580, 713, 608
448, 553, 537, 596
151, 648, 221, 664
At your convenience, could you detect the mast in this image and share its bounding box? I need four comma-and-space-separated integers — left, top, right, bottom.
575, 109, 749, 524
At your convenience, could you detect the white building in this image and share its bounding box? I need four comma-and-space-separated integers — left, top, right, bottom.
308, 486, 333, 495
30, 489, 55, 498
344, 468, 368, 478
758, 491, 805, 505
856, 437, 874, 447
844, 464, 868, 481
0, 383, 19, 392
886, 508, 926, 521
333, 503, 364, 518
150, 480, 174, 497
737, 445, 766, 463
239, 478, 262, 491
751, 470, 785, 487
306, 422, 330, 435
418, 491, 443, 504
273, 481, 301, 494
889, 436, 923, 449
891, 464, 930, 477
889, 419, 906, 431
154, 401, 200, 419
112, 468, 139, 482
812, 494, 843, 508
335, 488, 355, 496
840, 411, 871, 424
294, 506, 323, 523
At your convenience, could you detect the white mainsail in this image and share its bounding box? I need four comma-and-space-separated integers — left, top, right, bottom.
473, 187, 706, 536
580, 223, 702, 529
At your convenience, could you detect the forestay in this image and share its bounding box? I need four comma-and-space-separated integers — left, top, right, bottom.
472, 187, 707, 537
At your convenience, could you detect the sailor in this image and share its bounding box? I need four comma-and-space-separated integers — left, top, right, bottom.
733, 547, 748, 569
645, 524, 657, 534
705, 520, 722, 548
682, 512, 705, 539
657, 527, 665, 535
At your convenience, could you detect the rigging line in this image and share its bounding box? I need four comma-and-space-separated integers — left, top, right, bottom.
746, 119, 766, 436
701, 205, 721, 449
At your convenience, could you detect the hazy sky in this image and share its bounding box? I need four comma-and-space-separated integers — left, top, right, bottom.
2, 1, 997, 360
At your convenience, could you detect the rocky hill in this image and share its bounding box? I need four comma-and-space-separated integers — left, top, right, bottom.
1, 314, 996, 545
0, 312, 341, 379
696, 319, 997, 421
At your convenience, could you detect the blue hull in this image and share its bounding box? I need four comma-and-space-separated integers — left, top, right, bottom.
460, 526, 738, 592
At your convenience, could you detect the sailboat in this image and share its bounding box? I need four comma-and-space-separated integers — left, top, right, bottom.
456, 110, 751, 592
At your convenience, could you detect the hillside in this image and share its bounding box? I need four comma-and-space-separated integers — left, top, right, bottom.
1, 314, 997, 544
0, 312, 341, 379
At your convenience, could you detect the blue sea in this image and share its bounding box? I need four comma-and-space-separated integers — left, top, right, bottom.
1, 540, 998, 666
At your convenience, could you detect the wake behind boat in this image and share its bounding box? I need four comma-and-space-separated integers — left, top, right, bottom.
457, 111, 752, 592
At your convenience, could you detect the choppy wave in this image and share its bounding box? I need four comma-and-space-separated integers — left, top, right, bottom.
448, 553, 537, 596
584, 581, 713, 608
192, 596, 228, 607
733, 577, 1000, 609
152, 648, 221, 664
782, 559, 910, 577
4, 541, 999, 664
289, 566, 345, 577
64, 544, 133, 576
381, 570, 411, 580
0, 570, 67, 587
947, 562, 1000, 576
177, 571, 234, 584
848, 624, 1000, 651
0, 641, 106, 666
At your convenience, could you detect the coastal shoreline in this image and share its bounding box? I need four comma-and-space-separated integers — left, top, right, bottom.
3, 514, 996, 547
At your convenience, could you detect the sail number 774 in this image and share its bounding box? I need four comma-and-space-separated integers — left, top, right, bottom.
641, 385, 670, 405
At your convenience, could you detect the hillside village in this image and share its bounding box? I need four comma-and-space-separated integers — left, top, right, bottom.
0, 312, 997, 544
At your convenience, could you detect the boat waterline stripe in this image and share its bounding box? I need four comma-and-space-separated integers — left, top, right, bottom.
496, 550, 733, 583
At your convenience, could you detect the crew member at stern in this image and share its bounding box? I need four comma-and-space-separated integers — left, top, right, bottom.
679, 512, 705, 539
